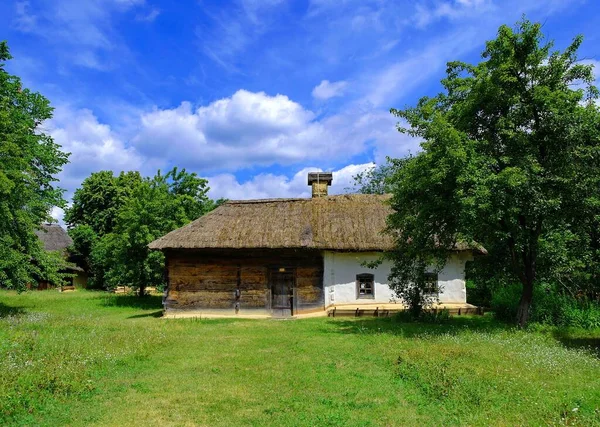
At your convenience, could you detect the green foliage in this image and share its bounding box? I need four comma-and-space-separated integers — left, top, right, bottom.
387, 18, 600, 325
65, 170, 143, 236
491, 283, 600, 329
65, 171, 142, 288
67, 224, 98, 278
98, 167, 214, 295
66, 167, 217, 293
0, 41, 69, 291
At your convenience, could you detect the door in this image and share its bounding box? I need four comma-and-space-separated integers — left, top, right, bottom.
270, 271, 295, 316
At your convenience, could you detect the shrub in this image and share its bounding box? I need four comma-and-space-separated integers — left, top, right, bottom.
491, 283, 600, 328
466, 278, 499, 308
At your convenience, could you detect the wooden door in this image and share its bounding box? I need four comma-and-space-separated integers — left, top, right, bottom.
270, 271, 294, 315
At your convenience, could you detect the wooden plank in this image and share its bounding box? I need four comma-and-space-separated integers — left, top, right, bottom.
166, 249, 324, 311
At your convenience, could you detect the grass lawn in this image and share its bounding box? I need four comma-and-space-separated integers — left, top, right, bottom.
1, 291, 600, 426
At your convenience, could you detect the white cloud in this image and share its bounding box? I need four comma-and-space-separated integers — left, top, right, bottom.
206, 163, 375, 200
40, 90, 417, 205
312, 80, 348, 100
14, 1, 37, 32
413, 0, 493, 28
198, 0, 286, 72
360, 28, 480, 109
50, 206, 66, 226
362, 0, 583, 109
47, 106, 148, 196
133, 89, 415, 171
581, 59, 600, 82
12, 0, 145, 71
136, 8, 161, 23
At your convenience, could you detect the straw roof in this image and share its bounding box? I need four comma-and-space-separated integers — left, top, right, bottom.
149, 194, 482, 253
35, 224, 73, 252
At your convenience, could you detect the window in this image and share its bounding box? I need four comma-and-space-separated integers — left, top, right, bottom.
424, 272, 439, 294
356, 273, 375, 299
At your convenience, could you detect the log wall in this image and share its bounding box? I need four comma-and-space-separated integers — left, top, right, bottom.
164, 249, 324, 315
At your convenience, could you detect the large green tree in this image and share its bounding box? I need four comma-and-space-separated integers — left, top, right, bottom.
98, 167, 216, 296
0, 41, 70, 290
65, 170, 143, 236
387, 19, 600, 326
65, 170, 142, 285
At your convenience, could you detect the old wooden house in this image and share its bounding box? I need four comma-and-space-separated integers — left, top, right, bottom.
35, 223, 87, 290
149, 172, 483, 318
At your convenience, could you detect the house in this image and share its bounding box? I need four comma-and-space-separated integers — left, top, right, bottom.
149, 172, 483, 318
35, 223, 87, 289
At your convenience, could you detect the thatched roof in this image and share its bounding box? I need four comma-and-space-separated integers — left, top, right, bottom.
149, 194, 483, 253
35, 223, 73, 252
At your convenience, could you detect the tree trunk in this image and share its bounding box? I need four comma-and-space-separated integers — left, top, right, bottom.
138, 284, 146, 298
516, 278, 534, 327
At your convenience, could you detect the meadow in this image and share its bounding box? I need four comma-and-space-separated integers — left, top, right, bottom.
1, 290, 599, 426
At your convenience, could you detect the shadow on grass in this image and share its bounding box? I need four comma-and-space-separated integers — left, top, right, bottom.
100, 294, 163, 310
0, 302, 26, 318
324, 314, 510, 338
553, 333, 600, 357
128, 310, 164, 319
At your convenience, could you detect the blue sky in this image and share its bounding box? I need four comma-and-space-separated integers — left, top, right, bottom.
1, 0, 599, 221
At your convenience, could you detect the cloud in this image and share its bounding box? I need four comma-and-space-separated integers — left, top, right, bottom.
46, 106, 147, 196
197, 0, 287, 72
360, 28, 480, 109
50, 206, 65, 226
136, 8, 160, 23
581, 59, 600, 82
133, 89, 414, 171
206, 163, 375, 200
312, 80, 348, 100
359, 0, 583, 110
413, 0, 493, 28
40, 89, 416, 204
12, 0, 146, 71
13, 1, 37, 32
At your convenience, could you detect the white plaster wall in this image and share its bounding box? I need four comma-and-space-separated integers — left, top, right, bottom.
323, 251, 472, 305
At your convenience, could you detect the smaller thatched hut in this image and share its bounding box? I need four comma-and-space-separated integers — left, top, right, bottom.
149, 173, 482, 318
35, 224, 87, 289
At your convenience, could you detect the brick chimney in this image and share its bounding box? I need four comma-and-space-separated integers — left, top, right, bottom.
307, 172, 333, 197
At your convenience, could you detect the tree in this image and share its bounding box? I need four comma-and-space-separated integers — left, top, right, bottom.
387, 19, 600, 326
101, 168, 214, 296
352, 158, 409, 195
65, 170, 142, 235
0, 41, 70, 290
65, 171, 142, 287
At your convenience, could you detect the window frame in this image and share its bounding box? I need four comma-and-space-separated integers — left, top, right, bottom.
356, 273, 375, 299
423, 272, 439, 295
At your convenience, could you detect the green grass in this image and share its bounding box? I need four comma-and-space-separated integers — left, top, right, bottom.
1, 290, 599, 426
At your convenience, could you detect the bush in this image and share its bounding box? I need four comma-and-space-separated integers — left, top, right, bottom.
491, 283, 600, 329
466, 279, 497, 308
